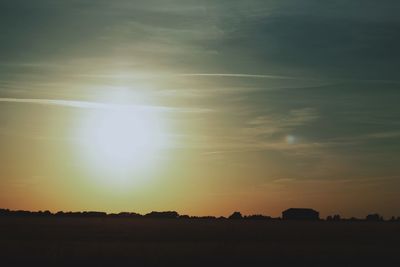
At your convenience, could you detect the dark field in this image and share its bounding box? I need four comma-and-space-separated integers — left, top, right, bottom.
0, 217, 399, 266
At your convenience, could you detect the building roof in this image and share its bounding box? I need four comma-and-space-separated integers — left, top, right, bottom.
283, 208, 318, 213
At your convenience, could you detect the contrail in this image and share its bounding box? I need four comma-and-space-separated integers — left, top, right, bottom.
0, 97, 109, 109
0, 97, 212, 113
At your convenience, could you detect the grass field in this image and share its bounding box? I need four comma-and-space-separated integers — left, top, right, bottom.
0, 217, 399, 266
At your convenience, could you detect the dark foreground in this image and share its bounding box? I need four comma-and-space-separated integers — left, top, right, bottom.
0, 217, 399, 266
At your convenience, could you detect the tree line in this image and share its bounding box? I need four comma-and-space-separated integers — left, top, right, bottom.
1, 208, 399, 222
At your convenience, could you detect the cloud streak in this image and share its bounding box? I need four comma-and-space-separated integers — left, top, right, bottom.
0, 97, 212, 113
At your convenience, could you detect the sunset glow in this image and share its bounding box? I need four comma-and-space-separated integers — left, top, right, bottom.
0, 0, 399, 218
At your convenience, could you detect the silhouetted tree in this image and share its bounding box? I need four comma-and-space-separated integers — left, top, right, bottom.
327, 214, 341, 221
199, 216, 217, 220
0, 209, 10, 216
366, 214, 383, 222
145, 211, 179, 219
333, 215, 341, 221
112, 212, 142, 218
245, 214, 272, 220
348, 217, 362, 222
228, 211, 243, 219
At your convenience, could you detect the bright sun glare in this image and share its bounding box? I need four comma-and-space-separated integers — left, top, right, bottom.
79, 106, 168, 186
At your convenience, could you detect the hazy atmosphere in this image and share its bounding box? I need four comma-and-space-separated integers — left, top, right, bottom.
1, 0, 400, 218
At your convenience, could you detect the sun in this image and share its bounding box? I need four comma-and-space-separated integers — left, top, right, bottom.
78, 106, 168, 186
91, 109, 160, 167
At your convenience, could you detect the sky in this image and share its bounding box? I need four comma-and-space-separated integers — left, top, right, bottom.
0, 0, 399, 218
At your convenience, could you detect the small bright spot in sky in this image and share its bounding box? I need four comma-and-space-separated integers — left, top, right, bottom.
286, 135, 297, 144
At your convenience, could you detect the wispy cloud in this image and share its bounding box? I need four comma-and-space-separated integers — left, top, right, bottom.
184, 107, 323, 155
363, 131, 400, 140
244, 108, 319, 137
178, 73, 305, 80
271, 175, 400, 186
327, 130, 400, 145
